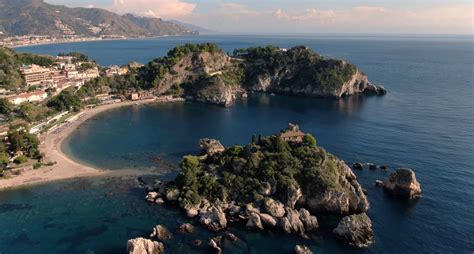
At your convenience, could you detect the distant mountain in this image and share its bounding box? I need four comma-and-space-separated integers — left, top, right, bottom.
170, 20, 213, 33
0, 0, 198, 37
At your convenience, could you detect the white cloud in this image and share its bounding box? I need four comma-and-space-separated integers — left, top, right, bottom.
110, 0, 196, 19
273, 8, 336, 22
219, 2, 258, 15
353, 6, 386, 13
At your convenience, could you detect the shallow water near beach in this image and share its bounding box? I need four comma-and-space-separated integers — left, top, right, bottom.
1, 34, 472, 253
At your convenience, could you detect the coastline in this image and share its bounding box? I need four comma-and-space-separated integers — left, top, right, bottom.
9, 35, 186, 49
0, 100, 156, 191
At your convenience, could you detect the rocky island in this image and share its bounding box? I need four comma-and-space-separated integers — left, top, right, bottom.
138, 124, 376, 252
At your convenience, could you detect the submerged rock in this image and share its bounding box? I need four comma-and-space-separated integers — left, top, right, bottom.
383, 168, 421, 199
126, 237, 164, 254
178, 223, 194, 233
294, 245, 313, 254
352, 162, 364, 170
199, 206, 227, 231
375, 180, 384, 187
150, 225, 172, 241
333, 213, 374, 248
224, 232, 240, 242
193, 239, 203, 247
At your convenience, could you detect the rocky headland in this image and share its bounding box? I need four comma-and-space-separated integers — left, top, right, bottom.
133, 43, 387, 106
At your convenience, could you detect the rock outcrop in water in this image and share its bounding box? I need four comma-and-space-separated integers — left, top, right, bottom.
135, 44, 386, 106
383, 168, 421, 199
333, 213, 374, 248
150, 225, 172, 241
294, 245, 314, 254
142, 126, 373, 248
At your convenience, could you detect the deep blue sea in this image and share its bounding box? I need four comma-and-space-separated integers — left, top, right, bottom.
1, 34, 472, 253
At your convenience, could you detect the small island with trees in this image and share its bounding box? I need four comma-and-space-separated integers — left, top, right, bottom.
135, 124, 422, 253
137, 124, 374, 253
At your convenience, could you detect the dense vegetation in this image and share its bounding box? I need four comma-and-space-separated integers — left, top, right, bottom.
46, 90, 83, 111
0, 124, 41, 175
171, 132, 342, 209
137, 43, 222, 89
235, 45, 357, 90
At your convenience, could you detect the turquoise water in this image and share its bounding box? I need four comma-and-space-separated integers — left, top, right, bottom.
2, 35, 472, 253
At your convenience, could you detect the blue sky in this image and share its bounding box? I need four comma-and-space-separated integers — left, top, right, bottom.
45, 0, 474, 34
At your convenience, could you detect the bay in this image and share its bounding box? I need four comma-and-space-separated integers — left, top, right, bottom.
1, 34, 472, 253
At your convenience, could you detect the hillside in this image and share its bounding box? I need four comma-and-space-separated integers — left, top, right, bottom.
0, 47, 54, 89
0, 0, 197, 37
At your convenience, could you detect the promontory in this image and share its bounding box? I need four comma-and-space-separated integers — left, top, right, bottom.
85, 43, 386, 107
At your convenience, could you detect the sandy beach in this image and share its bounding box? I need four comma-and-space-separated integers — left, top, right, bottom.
0, 100, 155, 191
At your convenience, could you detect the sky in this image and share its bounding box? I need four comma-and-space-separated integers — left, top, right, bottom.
45, 0, 474, 34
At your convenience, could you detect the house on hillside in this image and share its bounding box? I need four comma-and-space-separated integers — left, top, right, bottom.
280, 123, 305, 142
7, 90, 48, 105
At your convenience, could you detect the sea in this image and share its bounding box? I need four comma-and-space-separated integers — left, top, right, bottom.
0, 34, 472, 253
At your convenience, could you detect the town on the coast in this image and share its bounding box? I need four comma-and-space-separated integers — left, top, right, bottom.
0, 47, 180, 180
0, 34, 128, 48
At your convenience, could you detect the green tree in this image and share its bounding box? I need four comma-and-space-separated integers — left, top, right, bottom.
176, 155, 201, 190
0, 153, 9, 166
0, 98, 13, 117
8, 130, 24, 152
14, 155, 28, 164
47, 91, 83, 111
303, 134, 317, 147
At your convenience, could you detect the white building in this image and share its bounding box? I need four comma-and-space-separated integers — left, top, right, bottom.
7, 90, 48, 105
66, 70, 79, 79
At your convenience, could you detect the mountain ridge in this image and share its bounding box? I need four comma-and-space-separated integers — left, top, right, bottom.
0, 0, 198, 37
